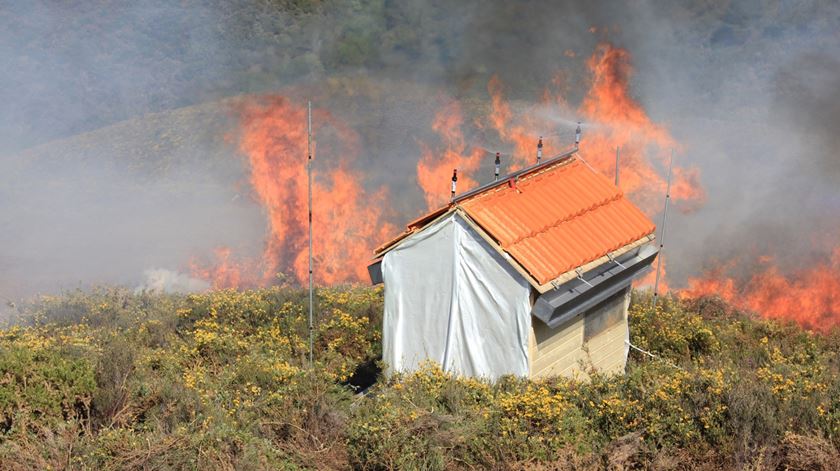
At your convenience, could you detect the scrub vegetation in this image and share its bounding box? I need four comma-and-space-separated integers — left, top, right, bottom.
0, 287, 838, 470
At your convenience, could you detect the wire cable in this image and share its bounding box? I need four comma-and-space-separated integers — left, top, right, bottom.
625, 339, 685, 371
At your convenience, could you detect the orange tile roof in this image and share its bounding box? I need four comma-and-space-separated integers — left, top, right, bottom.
459, 158, 655, 284
377, 155, 656, 286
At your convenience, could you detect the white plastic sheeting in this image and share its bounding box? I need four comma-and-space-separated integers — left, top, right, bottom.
381, 212, 532, 379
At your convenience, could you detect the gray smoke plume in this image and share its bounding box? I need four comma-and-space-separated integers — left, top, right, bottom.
1, 0, 839, 311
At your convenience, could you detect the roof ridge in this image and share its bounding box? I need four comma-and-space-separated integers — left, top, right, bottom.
458, 158, 579, 205
505, 192, 624, 245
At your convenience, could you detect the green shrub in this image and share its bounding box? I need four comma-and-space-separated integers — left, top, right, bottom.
0, 287, 837, 469
0, 339, 96, 437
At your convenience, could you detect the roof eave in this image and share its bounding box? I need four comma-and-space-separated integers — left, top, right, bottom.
455, 208, 544, 288
457, 209, 655, 293
534, 233, 656, 294
532, 243, 659, 329
373, 206, 456, 257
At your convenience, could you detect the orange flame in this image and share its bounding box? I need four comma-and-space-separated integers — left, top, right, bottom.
186, 46, 835, 336
416, 99, 484, 209
636, 252, 670, 293
481, 44, 705, 217
577, 44, 704, 213
194, 96, 395, 288
479, 44, 707, 294
487, 76, 565, 169
682, 250, 840, 332
189, 247, 255, 289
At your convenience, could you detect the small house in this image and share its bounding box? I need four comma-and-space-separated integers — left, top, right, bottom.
368, 150, 658, 380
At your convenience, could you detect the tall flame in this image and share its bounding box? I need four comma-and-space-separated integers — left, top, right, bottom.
577, 44, 704, 213
480, 44, 706, 293
682, 250, 840, 332
481, 44, 705, 216
574, 44, 705, 290
186, 45, 838, 334
416, 99, 484, 209
194, 96, 395, 287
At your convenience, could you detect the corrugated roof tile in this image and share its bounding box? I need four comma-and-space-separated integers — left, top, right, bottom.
459, 158, 655, 284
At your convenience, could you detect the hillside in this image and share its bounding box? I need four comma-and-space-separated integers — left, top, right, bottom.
0, 287, 837, 470
5, 0, 837, 154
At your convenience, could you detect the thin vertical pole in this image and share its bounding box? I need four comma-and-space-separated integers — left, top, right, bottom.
652, 150, 673, 311
615, 147, 620, 187
307, 101, 314, 367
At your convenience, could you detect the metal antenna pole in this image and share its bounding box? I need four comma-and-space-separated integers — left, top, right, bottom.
652, 150, 673, 311
307, 101, 314, 367
615, 146, 620, 187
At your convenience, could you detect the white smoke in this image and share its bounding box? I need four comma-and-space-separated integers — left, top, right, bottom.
136, 269, 210, 294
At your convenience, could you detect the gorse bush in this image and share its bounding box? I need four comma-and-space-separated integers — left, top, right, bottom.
0, 286, 838, 470
0, 337, 96, 435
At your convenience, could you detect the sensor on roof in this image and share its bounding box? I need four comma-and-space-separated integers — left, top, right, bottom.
451, 169, 458, 199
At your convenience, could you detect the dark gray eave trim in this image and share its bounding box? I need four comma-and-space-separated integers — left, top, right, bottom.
532, 244, 659, 329
368, 258, 383, 285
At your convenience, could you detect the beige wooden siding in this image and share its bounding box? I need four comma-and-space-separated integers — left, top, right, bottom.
529, 288, 630, 379
530, 313, 585, 379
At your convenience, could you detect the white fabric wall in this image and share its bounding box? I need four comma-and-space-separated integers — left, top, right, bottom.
382, 214, 455, 375
381, 212, 532, 379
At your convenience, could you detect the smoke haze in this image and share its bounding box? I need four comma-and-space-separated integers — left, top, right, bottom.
1, 1, 839, 315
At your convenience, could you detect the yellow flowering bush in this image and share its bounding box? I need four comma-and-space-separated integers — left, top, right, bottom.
0, 337, 96, 436
629, 293, 720, 359
0, 286, 837, 469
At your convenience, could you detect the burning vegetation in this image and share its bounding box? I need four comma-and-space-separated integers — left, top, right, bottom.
185, 43, 839, 333
2, 2, 840, 469
683, 250, 840, 332
416, 98, 484, 209
192, 96, 396, 287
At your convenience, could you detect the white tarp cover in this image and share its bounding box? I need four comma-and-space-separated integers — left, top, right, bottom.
381, 212, 532, 379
